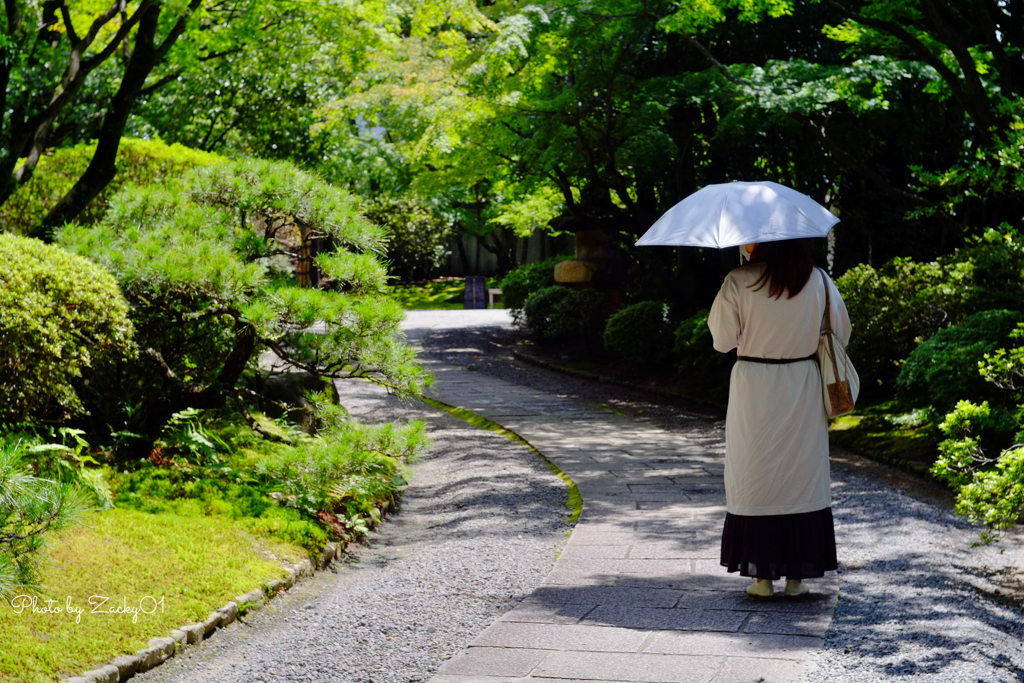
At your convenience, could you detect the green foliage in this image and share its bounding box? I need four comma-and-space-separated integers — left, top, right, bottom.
603, 301, 674, 363
24, 427, 114, 511
674, 308, 734, 375
0, 234, 135, 423
386, 279, 468, 310
58, 158, 427, 450
500, 256, 569, 314
113, 401, 428, 553
897, 310, 1023, 412
0, 441, 89, 596
931, 325, 1024, 537
523, 286, 605, 343
932, 400, 1024, 537
362, 196, 454, 282
1, 139, 224, 234
835, 232, 1024, 389
254, 412, 426, 522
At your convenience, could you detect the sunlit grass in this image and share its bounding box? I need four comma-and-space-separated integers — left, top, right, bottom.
828, 399, 940, 474
0, 508, 302, 683
385, 278, 503, 310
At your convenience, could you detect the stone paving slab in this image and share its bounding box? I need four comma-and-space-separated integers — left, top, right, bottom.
407, 313, 834, 683
716, 658, 816, 683
580, 606, 748, 632
643, 631, 823, 659
472, 622, 651, 652
533, 651, 725, 683
497, 601, 596, 625
440, 648, 551, 677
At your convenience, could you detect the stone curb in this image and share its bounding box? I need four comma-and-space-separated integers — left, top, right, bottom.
60, 541, 347, 683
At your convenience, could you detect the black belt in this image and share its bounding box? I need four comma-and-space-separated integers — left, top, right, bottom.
737, 354, 817, 364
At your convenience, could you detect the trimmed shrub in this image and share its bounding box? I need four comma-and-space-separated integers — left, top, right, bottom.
500, 256, 572, 324
0, 234, 135, 422
836, 230, 1024, 390
896, 309, 1023, 412
668, 308, 735, 406
674, 309, 732, 371
1, 138, 224, 232
604, 301, 674, 363
523, 285, 604, 342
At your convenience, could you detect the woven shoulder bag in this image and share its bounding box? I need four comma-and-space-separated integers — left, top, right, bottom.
817, 268, 859, 418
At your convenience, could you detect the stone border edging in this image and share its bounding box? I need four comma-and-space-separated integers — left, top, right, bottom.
60, 537, 354, 683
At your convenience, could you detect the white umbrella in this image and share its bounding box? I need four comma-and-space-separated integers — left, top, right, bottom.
635, 181, 839, 248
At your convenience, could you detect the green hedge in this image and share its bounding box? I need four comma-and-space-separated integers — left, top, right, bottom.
835, 230, 1024, 390
1, 138, 224, 232
897, 309, 1023, 412
522, 285, 604, 342
500, 256, 572, 318
604, 301, 674, 363
0, 234, 135, 421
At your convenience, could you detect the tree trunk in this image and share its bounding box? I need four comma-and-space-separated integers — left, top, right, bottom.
137, 321, 257, 451
36, 0, 200, 238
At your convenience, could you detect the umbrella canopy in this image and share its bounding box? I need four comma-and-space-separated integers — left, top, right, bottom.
635, 181, 839, 249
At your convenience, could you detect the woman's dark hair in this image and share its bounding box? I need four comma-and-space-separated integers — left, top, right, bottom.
748, 240, 815, 299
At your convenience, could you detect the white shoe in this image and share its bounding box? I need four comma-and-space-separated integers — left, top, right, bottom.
785, 579, 810, 597
746, 580, 773, 598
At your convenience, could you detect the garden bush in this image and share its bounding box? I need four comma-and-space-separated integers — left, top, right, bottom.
896, 309, 1023, 412
666, 308, 736, 406
835, 229, 1024, 391
0, 234, 134, 422
1, 138, 224, 233
603, 301, 674, 363
500, 255, 572, 323
58, 158, 427, 454
110, 402, 426, 553
522, 286, 604, 342
674, 308, 734, 373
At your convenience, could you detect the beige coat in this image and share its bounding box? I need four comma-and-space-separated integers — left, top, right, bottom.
708, 264, 852, 516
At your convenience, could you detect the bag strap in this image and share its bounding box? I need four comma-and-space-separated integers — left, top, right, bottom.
818, 267, 833, 333
817, 267, 846, 380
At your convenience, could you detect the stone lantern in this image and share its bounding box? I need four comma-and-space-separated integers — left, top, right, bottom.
551, 218, 625, 308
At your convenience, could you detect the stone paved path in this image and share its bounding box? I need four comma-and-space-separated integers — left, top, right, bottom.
403, 311, 835, 683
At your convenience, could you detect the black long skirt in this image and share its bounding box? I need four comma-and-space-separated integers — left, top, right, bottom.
720, 507, 838, 580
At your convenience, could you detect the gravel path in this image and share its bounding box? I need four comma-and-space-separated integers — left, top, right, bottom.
423, 324, 1024, 683
136, 317, 1023, 683
135, 377, 573, 683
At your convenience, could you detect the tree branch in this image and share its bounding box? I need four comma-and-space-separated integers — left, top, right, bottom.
57, 1, 79, 45
821, 0, 992, 141
139, 69, 183, 96
973, 0, 1014, 96
918, 0, 992, 124
4, 0, 20, 33
154, 0, 203, 62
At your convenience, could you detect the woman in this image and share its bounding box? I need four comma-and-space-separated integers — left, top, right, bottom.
707, 239, 851, 598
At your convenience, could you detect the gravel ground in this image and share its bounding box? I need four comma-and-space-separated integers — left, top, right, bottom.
423, 325, 1024, 683
135, 377, 573, 683
135, 322, 1023, 683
